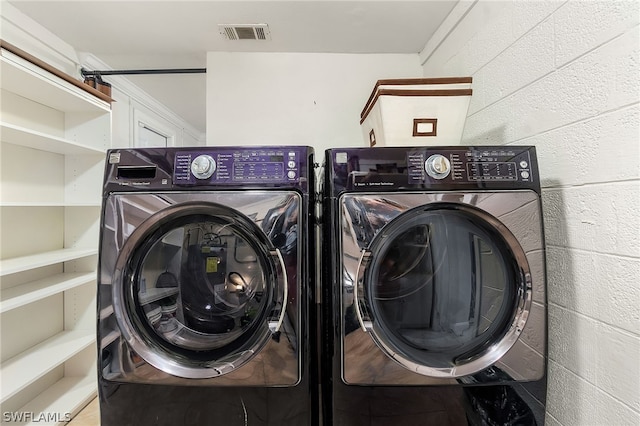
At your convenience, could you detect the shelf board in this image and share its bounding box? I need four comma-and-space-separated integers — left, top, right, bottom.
0, 329, 95, 404
1, 122, 105, 155
0, 248, 98, 277
138, 287, 179, 306
0, 51, 110, 113
99, 305, 114, 320
100, 330, 121, 349
0, 272, 95, 314
122, 197, 169, 216
12, 375, 97, 426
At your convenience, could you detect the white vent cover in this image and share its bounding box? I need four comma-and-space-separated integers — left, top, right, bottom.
219, 24, 271, 41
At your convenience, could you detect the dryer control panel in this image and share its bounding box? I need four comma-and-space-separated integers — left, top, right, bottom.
327, 146, 540, 193
174, 148, 303, 185
407, 148, 534, 184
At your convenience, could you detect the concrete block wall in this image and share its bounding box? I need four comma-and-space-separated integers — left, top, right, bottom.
421, 1, 639, 424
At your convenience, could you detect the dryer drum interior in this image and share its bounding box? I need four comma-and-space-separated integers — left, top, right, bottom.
112, 201, 287, 378
355, 202, 531, 377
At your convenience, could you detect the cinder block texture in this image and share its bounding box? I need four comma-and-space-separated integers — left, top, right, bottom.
547, 361, 639, 426
422, 1, 640, 423
555, 0, 640, 66
546, 245, 640, 334
526, 105, 639, 188
543, 184, 640, 257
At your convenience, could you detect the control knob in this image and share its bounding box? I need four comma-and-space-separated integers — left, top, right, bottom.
425, 154, 451, 179
191, 155, 216, 179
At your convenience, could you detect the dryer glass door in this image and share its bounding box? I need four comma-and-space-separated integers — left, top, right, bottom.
353, 203, 531, 378
112, 200, 290, 379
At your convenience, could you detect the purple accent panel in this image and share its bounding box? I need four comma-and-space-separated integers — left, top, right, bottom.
102, 146, 312, 195
326, 146, 540, 194
174, 148, 305, 185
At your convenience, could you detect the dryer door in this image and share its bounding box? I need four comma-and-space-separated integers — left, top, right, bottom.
340, 192, 544, 382
104, 192, 299, 380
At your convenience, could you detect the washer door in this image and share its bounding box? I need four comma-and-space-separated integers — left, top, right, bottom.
112, 201, 288, 379
350, 202, 532, 378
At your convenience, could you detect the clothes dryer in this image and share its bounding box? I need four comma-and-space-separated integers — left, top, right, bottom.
322, 146, 547, 425
98, 146, 316, 425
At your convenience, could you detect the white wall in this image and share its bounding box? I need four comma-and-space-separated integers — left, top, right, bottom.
81, 54, 204, 148
206, 52, 422, 155
1, 2, 203, 150
422, 1, 639, 425
0, 1, 79, 75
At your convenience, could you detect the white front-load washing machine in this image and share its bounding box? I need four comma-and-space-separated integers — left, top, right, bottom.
322, 146, 547, 425
98, 146, 316, 425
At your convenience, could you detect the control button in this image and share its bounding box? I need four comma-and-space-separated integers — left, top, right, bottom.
521, 171, 530, 179
424, 154, 451, 179
191, 155, 216, 179
288, 161, 296, 169
520, 160, 528, 168
287, 171, 296, 179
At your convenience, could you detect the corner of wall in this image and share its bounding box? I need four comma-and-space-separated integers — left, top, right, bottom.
419, 0, 478, 73
0, 1, 79, 76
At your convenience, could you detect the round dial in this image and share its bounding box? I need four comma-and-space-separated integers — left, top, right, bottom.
424, 154, 451, 179
190, 155, 216, 179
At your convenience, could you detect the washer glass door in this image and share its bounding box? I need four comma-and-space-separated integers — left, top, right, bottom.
352, 203, 531, 378
113, 201, 289, 379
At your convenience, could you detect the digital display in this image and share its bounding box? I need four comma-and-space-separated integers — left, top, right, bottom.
233, 162, 284, 180
468, 162, 518, 180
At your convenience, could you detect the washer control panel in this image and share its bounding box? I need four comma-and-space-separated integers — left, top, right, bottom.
174, 148, 301, 185
408, 148, 534, 184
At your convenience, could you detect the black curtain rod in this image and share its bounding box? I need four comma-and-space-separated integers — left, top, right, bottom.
81, 67, 206, 77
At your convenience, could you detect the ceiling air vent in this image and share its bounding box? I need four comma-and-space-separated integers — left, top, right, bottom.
219, 24, 271, 41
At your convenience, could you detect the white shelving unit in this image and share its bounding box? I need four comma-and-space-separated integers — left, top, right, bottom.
138, 287, 180, 306
0, 44, 111, 422
1, 330, 95, 403
0, 249, 98, 277
0, 122, 105, 156
0, 272, 96, 314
